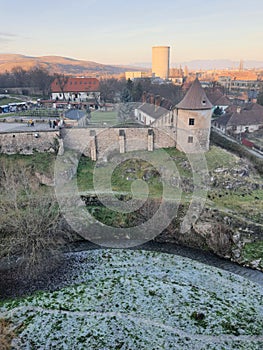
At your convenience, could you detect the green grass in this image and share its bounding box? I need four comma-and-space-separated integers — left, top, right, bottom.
1, 145, 262, 224
17, 108, 61, 118
90, 111, 118, 126
76, 148, 190, 198
205, 146, 238, 171
76, 156, 96, 191
0, 97, 25, 105
0, 153, 56, 176
208, 189, 263, 221
242, 241, 263, 264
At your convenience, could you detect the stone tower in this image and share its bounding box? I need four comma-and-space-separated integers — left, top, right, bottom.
152, 46, 170, 80
175, 78, 213, 153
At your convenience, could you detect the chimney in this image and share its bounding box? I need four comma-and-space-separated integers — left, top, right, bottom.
142, 91, 147, 103
237, 106, 241, 113
155, 95, 161, 107
150, 93, 155, 105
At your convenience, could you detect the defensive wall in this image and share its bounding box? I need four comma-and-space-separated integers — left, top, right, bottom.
0, 126, 176, 158
0, 130, 59, 155
61, 127, 176, 160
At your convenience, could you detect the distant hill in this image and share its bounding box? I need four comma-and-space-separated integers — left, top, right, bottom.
176, 59, 263, 70
0, 54, 146, 77
133, 59, 263, 70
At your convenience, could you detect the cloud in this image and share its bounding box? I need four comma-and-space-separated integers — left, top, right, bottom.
0, 32, 17, 42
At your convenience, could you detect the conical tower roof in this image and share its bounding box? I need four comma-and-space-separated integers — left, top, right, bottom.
176, 78, 213, 110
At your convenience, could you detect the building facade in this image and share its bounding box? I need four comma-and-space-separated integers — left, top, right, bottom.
152, 46, 170, 80
51, 77, 100, 105
135, 79, 213, 152
175, 78, 213, 152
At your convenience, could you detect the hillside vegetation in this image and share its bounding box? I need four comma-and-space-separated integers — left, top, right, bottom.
0, 54, 143, 76
0, 145, 262, 271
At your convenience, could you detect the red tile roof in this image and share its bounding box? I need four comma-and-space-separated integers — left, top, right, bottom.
176, 78, 213, 110
51, 77, 100, 93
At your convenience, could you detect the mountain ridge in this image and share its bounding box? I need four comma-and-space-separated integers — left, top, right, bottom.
0, 54, 145, 77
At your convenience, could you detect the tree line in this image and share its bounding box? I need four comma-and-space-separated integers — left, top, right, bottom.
0, 67, 184, 104
100, 77, 183, 105
0, 67, 54, 97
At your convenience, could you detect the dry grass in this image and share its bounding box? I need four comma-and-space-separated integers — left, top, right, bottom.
0, 319, 16, 350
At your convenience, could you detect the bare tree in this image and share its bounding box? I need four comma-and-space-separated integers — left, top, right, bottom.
29, 67, 54, 98
54, 73, 69, 100
0, 163, 67, 279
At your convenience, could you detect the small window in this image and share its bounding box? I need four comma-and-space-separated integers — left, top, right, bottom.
189, 118, 195, 125
202, 100, 206, 105
188, 136, 193, 143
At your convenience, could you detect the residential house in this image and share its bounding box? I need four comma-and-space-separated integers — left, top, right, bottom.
135, 78, 214, 152
135, 94, 174, 127
64, 109, 89, 127
51, 77, 100, 108
212, 103, 263, 135
206, 88, 232, 113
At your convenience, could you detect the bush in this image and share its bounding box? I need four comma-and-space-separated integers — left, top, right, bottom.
0, 162, 68, 280
0, 319, 17, 350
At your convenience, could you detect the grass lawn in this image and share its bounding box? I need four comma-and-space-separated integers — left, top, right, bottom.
90, 111, 118, 126
0, 97, 25, 105
0, 153, 56, 177
205, 146, 238, 171
76, 148, 191, 198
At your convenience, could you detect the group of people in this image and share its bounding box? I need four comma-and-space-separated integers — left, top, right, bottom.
27, 119, 35, 127
48, 119, 64, 129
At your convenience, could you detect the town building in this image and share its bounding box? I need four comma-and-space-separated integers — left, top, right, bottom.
135, 78, 213, 152
125, 71, 150, 80
135, 94, 173, 126
206, 88, 232, 113
212, 103, 263, 135
50, 77, 100, 107
217, 71, 263, 93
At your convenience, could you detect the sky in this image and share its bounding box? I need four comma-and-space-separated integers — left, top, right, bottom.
1, 0, 263, 66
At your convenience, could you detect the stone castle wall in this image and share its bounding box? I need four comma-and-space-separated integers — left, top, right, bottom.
175, 109, 212, 152
62, 127, 176, 160
0, 130, 59, 155
0, 123, 208, 158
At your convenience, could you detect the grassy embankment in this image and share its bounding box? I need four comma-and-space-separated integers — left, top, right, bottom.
1, 131, 262, 261
1, 144, 262, 224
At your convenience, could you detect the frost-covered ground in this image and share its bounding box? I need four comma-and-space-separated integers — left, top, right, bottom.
1, 249, 263, 349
